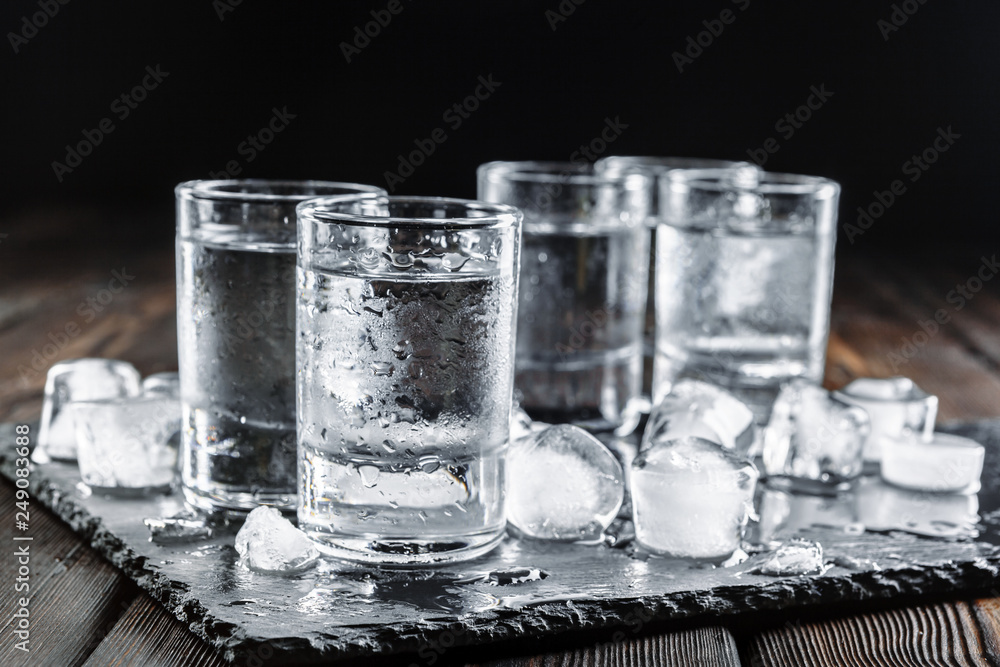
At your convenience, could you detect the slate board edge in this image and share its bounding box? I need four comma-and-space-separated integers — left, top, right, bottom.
3, 424, 1000, 664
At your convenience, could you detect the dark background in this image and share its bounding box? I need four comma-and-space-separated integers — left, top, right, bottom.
2, 0, 997, 254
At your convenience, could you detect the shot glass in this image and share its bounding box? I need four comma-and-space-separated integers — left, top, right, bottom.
175, 179, 385, 512
477, 161, 651, 435
595, 157, 758, 404
296, 195, 522, 564
655, 169, 840, 419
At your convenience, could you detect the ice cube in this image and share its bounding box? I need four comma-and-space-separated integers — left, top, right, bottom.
144, 511, 214, 544
631, 436, 758, 561
755, 539, 825, 576
762, 380, 870, 491
506, 424, 624, 542
833, 377, 937, 462
235, 506, 319, 574
142, 371, 180, 398
70, 395, 179, 495
880, 431, 984, 493
855, 476, 979, 539
37, 358, 142, 461
642, 380, 756, 454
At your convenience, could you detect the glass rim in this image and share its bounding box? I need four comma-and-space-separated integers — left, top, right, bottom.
477, 160, 649, 188
297, 195, 523, 230
662, 168, 840, 199
174, 179, 386, 203
595, 155, 756, 172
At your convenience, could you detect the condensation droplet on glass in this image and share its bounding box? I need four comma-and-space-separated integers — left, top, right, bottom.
358, 465, 380, 488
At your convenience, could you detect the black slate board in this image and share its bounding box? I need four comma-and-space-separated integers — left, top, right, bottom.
3, 420, 1000, 664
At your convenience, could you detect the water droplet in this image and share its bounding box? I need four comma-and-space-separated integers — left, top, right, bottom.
537, 252, 548, 263
358, 465, 380, 488
239, 416, 247, 424
370, 361, 395, 376
358, 247, 380, 270
441, 253, 470, 271
419, 456, 440, 474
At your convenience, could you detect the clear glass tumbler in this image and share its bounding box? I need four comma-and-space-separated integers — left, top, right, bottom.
654, 169, 840, 419
477, 161, 651, 435
296, 195, 522, 565
175, 180, 385, 512
594, 157, 758, 405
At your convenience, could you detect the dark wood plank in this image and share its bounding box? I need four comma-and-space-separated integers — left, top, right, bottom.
0, 482, 138, 667
478, 626, 742, 667
828, 254, 1000, 420
745, 602, 989, 667
81, 595, 230, 667
969, 597, 1000, 666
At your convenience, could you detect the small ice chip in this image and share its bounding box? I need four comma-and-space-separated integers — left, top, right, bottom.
880, 431, 984, 493
234, 507, 319, 574
631, 436, 758, 561
144, 511, 213, 544
642, 380, 756, 454
763, 380, 870, 491
755, 539, 825, 576
833, 376, 937, 462
37, 358, 142, 461
506, 424, 624, 542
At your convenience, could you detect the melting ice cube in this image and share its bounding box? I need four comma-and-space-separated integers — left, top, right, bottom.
755, 539, 825, 576
833, 376, 937, 463
71, 395, 180, 495
880, 431, 984, 493
762, 380, 870, 491
142, 371, 180, 398
36, 358, 142, 461
506, 424, 624, 542
631, 436, 758, 561
235, 507, 319, 574
642, 380, 756, 454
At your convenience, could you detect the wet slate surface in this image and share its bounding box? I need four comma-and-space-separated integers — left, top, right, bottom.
3, 420, 1000, 664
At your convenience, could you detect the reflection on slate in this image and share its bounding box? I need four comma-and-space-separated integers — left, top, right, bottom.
2, 420, 1000, 664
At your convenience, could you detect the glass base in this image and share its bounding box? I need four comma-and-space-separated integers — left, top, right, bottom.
304, 527, 505, 566
765, 475, 855, 496
85, 483, 173, 498
182, 484, 296, 514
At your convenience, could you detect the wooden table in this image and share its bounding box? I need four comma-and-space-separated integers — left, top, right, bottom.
3, 213, 1000, 666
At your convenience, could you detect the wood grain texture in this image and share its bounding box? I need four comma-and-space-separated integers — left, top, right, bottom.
478, 626, 741, 667
744, 602, 991, 667
0, 483, 138, 667
81, 596, 230, 667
